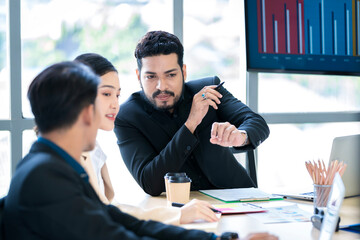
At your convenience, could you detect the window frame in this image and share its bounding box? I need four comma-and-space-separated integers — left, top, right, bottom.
2, 0, 34, 174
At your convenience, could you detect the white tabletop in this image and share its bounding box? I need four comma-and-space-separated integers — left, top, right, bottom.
116, 190, 360, 240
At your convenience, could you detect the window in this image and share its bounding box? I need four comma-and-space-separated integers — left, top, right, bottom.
257, 73, 360, 191
21, 0, 173, 118
259, 73, 360, 113
0, 0, 9, 197
258, 122, 360, 191
0, 131, 10, 197
0, 0, 9, 119
3, 0, 174, 198
184, 0, 246, 100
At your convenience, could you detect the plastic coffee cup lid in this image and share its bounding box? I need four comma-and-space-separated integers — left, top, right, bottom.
164, 172, 187, 178
168, 176, 192, 183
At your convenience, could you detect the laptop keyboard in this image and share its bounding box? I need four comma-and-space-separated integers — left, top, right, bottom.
301, 192, 314, 196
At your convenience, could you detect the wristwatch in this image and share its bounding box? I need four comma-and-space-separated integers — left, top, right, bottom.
219, 232, 239, 240
238, 129, 248, 146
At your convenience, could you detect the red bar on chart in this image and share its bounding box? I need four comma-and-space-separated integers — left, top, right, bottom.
257, 0, 305, 54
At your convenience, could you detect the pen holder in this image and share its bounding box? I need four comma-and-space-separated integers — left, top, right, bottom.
313, 184, 332, 212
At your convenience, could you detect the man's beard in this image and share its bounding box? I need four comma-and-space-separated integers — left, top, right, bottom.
143, 87, 183, 112
151, 89, 179, 111
141, 77, 185, 112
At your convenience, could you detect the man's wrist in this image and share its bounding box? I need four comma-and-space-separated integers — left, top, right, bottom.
238, 130, 248, 146
184, 120, 197, 134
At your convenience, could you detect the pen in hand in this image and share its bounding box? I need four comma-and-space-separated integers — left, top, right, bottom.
171, 202, 222, 213
214, 81, 225, 91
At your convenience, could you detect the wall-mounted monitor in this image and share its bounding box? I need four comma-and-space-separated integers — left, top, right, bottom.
245, 0, 360, 75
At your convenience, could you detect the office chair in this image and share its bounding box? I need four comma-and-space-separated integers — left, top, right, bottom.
231, 148, 258, 187
0, 196, 5, 240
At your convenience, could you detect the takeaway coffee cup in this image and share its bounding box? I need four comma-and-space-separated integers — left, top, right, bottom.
165, 173, 191, 204
164, 172, 187, 201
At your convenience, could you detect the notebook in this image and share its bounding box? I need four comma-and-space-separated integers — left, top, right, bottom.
199, 187, 283, 202
213, 202, 267, 214
273, 134, 360, 201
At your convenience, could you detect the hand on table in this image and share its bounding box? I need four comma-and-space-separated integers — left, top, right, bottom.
179, 199, 220, 224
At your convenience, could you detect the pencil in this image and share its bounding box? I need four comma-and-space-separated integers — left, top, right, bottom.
305, 159, 346, 185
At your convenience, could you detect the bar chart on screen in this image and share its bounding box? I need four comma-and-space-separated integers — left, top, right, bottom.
246, 0, 360, 74
256, 0, 360, 57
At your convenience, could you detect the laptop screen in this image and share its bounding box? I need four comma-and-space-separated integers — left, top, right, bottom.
329, 134, 360, 197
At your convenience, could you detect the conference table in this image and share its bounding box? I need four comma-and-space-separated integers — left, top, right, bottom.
117, 190, 360, 240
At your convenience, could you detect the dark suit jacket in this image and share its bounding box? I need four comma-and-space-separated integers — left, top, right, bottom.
3, 141, 214, 240
0, 196, 4, 240
114, 76, 270, 196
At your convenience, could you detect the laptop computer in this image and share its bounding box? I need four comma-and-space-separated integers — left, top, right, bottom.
274, 134, 360, 201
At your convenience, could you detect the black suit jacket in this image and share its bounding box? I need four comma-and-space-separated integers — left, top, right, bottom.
3, 141, 214, 240
114, 76, 270, 196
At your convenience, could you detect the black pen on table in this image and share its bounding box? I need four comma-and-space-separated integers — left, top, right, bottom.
171, 202, 222, 213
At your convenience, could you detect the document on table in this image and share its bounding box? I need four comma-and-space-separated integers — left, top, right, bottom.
213, 202, 267, 214
248, 203, 312, 224
200, 188, 283, 202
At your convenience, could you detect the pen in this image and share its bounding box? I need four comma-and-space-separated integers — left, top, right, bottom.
246, 202, 263, 209
171, 202, 222, 213
214, 81, 225, 91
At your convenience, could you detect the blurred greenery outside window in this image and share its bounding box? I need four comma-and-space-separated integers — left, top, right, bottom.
0, 0, 8, 119
20, 0, 173, 196
0, 0, 9, 198
21, 0, 173, 117
184, 0, 246, 101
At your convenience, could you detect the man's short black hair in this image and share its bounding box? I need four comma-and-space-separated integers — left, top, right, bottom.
28, 61, 100, 134
134, 30, 184, 71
